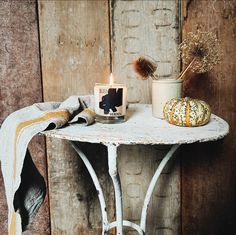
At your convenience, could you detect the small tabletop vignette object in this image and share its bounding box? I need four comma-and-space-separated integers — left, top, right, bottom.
133, 57, 182, 119
163, 97, 211, 127
133, 57, 158, 80
94, 73, 127, 124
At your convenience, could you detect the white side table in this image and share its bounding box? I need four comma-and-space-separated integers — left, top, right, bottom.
43, 104, 229, 235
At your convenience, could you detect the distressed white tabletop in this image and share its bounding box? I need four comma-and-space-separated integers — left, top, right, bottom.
43, 104, 229, 145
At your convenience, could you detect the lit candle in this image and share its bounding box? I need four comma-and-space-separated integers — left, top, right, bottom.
94, 73, 127, 123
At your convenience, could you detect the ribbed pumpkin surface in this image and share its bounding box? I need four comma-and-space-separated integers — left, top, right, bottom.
163, 97, 211, 127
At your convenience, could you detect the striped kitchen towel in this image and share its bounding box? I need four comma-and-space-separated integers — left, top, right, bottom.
0, 95, 95, 235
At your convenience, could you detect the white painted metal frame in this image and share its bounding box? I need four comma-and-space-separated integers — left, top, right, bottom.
71, 141, 180, 235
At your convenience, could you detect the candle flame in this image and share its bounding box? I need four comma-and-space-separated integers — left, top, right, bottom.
109, 73, 114, 86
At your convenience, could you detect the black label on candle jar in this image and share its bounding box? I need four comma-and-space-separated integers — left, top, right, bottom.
99, 88, 123, 115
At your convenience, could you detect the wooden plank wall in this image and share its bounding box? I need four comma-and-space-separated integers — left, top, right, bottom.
112, 0, 179, 101
38, 0, 180, 235
0, 0, 50, 234
181, 0, 236, 235
112, 1, 180, 234
38, 1, 113, 234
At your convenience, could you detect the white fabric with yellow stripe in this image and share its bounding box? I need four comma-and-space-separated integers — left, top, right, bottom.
0, 95, 95, 234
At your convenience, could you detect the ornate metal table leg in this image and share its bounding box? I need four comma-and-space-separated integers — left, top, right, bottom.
71, 141, 109, 234
140, 144, 181, 233
72, 142, 180, 235
106, 144, 123, 235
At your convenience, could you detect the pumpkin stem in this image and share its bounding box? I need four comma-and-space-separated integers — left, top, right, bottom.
176, 58, 196, 81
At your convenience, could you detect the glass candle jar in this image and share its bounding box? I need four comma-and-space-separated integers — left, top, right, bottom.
94, 82, 127, 124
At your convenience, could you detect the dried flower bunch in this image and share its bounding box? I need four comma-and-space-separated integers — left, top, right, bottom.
133, 57, 158, 80
132, 30, 221, 82
178, 29, 222, 76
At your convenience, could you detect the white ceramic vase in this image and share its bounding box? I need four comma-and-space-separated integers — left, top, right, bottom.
152, 79, 183, 119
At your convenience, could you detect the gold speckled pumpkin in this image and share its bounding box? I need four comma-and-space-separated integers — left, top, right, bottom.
163, 97, 211, 127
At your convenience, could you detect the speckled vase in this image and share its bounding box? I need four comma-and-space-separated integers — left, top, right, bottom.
152, 79, 183, 119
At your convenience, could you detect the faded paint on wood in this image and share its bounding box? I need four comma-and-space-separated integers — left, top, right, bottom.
111, 1, 180, 234
38, 1, 114, 234
111, 0, 179, 103
0, 1, 50, 234
181, 0, 236, 235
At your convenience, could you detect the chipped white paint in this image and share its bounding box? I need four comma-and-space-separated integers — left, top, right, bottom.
109, 220, 144, 235
111, 1, 179, 103
42, 104, 229, 235
107, 144, 123, 235
43, 104, 229, 145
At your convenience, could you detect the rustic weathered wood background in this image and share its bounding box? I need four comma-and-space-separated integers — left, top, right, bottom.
0, 0, 235, 235
0, 1, 49, 235
181, 0, 236, 235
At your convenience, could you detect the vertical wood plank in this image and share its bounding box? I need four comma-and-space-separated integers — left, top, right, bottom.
118, 145, 180, 235
111, 1, 180, 234
0, 0, 50, 234
39, 0, 111, 101
181, 1, 236, 235
38, 1, 114, 234
111, 0, 179, 103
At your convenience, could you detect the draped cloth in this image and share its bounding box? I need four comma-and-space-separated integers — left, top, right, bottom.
0, 96, 95, 234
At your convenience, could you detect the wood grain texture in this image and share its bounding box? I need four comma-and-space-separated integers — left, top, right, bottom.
0, 1, 50, 234
38, 0, 111, 101
111, 0, 180, 103
118, 145, 180, 235
38, 1, 113, 234
181, 1, 236, 235
111, 1, 180, 234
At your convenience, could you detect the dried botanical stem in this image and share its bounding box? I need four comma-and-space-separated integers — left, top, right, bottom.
176, 58, 196, 81
133, 57, 157, 80
133, 57, 158, 80
151, 74, 158, 80
178, 30, 221, 73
